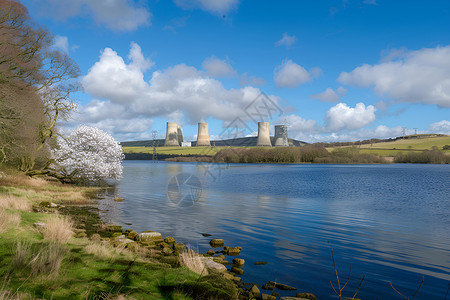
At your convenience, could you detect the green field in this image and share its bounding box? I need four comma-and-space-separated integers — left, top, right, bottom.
330, 135, 450, 157
123, 146, 227, 156
359, 135, 450, 150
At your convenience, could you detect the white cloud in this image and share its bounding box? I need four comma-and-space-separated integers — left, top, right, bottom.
239, 73, 266, 86
54, 35, 69, 53
202, 56, 237, 78
310, 86, 347, 102
325, 102, 376, 131
81, 43, 280, 134
275, 33, 297, 48
37, 0, 151, 31
338, 46, 450, 108
428, 120, 450, 134
274, 59, 312, 88
174, 0, 239, 16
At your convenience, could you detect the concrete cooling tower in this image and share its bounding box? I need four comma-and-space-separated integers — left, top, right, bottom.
256, 122, 272, 147
196, 122, 211, 146
274, 125, 289, 147
164, 122, 180, 146
177, 126, 183, 145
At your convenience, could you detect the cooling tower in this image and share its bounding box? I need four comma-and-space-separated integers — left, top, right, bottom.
177, 126, 183, 145
274, 125, 289, 147
196, 122, 211, 146
164, 122, 180, 146
256, 122, 272, 147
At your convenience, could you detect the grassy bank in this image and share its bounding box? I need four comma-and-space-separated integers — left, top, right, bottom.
0, 170, 237, 299
123, 146, 225, 156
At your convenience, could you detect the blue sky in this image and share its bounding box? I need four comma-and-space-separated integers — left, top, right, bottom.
22, 0, 450, 142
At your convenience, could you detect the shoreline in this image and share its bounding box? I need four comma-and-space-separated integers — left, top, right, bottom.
0, 172, 316, 299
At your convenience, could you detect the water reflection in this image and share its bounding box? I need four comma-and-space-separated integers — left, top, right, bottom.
98, 161, 450, 299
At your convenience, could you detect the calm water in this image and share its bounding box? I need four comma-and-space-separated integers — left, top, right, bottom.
99, 161, 450, 299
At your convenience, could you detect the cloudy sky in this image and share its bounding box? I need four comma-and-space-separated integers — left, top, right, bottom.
23, 0, 450, 142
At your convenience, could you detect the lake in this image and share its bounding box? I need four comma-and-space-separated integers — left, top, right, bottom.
99, 161, 450, 299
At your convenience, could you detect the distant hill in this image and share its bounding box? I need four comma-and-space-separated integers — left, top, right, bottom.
121, 136, 308, 147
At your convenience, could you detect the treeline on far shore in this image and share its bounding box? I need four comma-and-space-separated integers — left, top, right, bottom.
125, 146, 450, 164
213, 146, 388, 164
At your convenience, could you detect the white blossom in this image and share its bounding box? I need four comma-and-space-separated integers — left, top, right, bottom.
53, 125, 124, 181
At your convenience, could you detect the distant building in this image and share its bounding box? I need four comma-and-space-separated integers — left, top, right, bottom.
181, 142, 191, 147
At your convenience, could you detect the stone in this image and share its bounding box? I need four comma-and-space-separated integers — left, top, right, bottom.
261, 294, 276, 300
113, 197, 124, 202
295, 293, 317, 300
111, 232, 122, 238
254, 261, 268, 265
164, 236, 176, 245
262, 282, 275, 291
231, 266, 244, 275
201, 233, 212, 237
215, 254, 225, 260
207, 249, 215, 256
233, 258, 245, 266
162, 246, 173, 256
127, 230, 138, 240
137, 231, 163, 242
251, 285, 260, 298
209, 239, 224, 247
33, 222, 46, 229
174, 243, 186, 252
281, 298, 310, 300
274, 282, 297, 291
201, 257, 227, 273
226, 247, 241, 256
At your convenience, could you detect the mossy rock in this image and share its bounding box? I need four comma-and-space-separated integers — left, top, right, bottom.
174, 243, 186, 252
111, 232, 123, 238
231, 266, 244, 275
127, 230, 138, 240
210, 239, 224, 247
164, 236, 176, 245
226, 247, 241, 256
137, 231, 163, 242
295, 293, 317, 300
113, 197, 124, 202
232, 258, 245, 266
206, 249, 215, 256
161, 246, 174, 256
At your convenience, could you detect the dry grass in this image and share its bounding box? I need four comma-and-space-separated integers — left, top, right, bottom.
42, 215, 74, 243
179, 249, 208, 276
11, 241, 67, 277
0, 175, 48, 189
0, 208, 21, 233
0, 194, 32, 211
84, 241, 117, 259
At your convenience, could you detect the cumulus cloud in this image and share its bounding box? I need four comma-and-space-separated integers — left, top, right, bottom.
274, 59, 315, 88
325, 102, 376, 131
53, 35, 69, 53
36, 0, 151, 31
309, 86, 347, 102
202, 56, 237, 78
338, 46, 450, 108
239, 73, 266, 86
174, 0, 239, 16
428, 120, 450, 134
275, 33, 297, 48
81, 43, 280, 133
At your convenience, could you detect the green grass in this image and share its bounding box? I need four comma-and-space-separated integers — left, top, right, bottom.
0, 173, 237, 299
358, 136, 450, 150
123, 146, 228, 156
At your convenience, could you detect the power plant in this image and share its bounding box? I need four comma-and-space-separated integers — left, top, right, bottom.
177, 126, 183, 145
256, 122, 272, 147
159, 121, 292, 147
274, 125, 289, 147
164, 122, 180, 146
196, 122, 211, 146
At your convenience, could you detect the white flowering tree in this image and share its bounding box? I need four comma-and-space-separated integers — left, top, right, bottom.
52, 125, 124, 182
